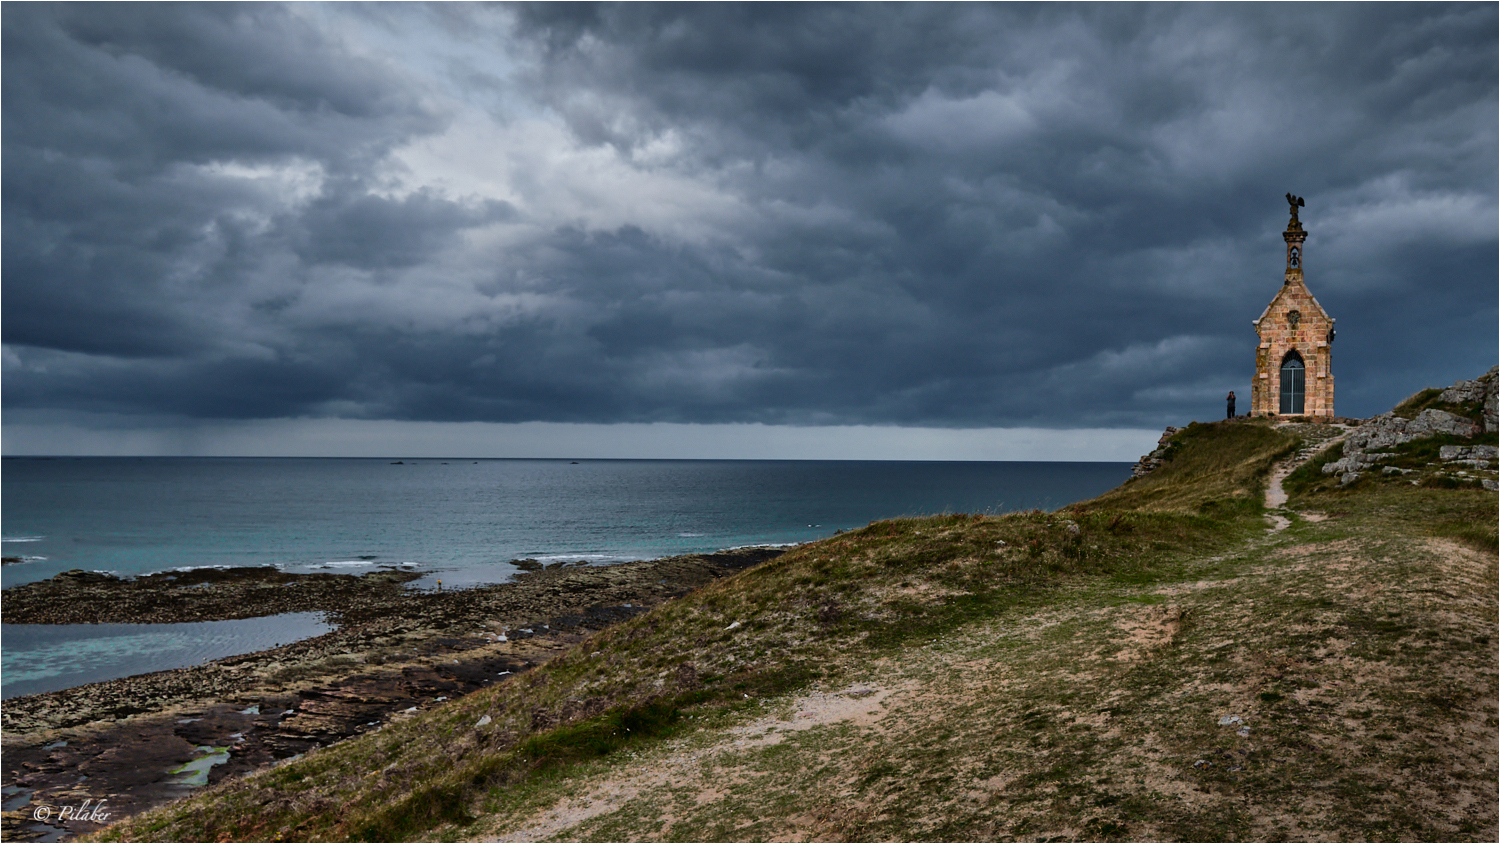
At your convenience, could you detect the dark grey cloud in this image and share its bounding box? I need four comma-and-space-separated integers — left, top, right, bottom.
294, 185, 517, 269
3, 2, 1495, 441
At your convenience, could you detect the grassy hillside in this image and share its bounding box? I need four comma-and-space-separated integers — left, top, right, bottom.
96, 419, 1497, 842
1084, 419, 1296, 514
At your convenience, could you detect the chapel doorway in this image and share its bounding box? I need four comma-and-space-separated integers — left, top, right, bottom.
1280, 354, 1305, 415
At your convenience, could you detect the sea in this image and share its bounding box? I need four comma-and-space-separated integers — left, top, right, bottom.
2, 457, 1131, 697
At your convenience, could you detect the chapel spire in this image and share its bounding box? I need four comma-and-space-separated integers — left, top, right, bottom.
1283, 193, 1306, 282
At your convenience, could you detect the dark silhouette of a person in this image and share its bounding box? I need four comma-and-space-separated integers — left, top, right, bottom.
1227, 391, 1236, 419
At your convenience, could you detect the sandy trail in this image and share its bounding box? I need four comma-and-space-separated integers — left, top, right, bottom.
1265, 425, 1349, 530
484, 683, 902, 842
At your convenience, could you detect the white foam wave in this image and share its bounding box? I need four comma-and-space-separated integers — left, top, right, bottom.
320, 560, 375, 568
2, 536, 44, 543
528, 553, 637, 566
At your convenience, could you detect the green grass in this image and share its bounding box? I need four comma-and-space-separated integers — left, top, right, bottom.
1284, 427, 1498, 555
1083, 419, 1297, 514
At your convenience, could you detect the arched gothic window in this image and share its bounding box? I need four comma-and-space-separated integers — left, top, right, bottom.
1280, 354, 1305, 415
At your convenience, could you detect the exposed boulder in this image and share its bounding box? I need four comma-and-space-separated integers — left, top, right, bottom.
1439, 445, 1497, 461
1438, 365, 1498, 433
1340, 409, 1480, 455
1322, 452, 1397, 476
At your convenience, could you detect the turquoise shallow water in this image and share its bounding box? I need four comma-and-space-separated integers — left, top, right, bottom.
2, 457, 1131, 694
1, 613, 332, 698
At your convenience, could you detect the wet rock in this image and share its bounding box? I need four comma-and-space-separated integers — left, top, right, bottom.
54, 569, 122, 585
3, 566, 423, 626
360, 570, 419, 585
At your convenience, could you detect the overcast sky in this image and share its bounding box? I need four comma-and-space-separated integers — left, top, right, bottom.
3, 3, 1495, 459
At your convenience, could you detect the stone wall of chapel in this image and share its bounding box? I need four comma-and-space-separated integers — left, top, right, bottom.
1252, 268, 1335, 417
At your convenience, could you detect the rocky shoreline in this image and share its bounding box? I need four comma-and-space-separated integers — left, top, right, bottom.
1, 548, 784, 841
2, 564, 426, 626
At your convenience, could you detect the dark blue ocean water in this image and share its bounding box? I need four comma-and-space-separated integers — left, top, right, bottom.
2, 457, 1130, 695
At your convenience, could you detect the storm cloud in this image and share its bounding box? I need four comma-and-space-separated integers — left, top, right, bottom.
3, 3, 1495, 453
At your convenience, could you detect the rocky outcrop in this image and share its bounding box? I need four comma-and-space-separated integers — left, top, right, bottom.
1339, 409, 1481, 454
1439, 364, 1498, 433
1321, 451, 1399, 478
1434, 446, 1494, 464
1322, 367, 1497, 486
2, 566, 423, 626
1131, 426, 1180, 478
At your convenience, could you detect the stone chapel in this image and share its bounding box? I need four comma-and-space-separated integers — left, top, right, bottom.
1251, 194, 1335, 418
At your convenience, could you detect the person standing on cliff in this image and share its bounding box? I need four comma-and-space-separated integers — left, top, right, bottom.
1226, 391, 1236, 419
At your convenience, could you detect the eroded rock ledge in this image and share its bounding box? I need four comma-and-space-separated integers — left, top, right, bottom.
1322, 367, 1498, 488
3, 566, 424, 626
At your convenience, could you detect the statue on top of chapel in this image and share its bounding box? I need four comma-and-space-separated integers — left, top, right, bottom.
1285, 193, 1305, 229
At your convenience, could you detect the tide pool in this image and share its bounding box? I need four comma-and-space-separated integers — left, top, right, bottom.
1, 612, 332, 698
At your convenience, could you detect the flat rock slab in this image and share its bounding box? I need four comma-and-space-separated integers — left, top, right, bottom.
2, 565, 424, 626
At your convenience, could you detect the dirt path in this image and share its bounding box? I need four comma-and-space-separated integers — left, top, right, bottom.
485, 683, 903, 843
1265, 424, 1350, 530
